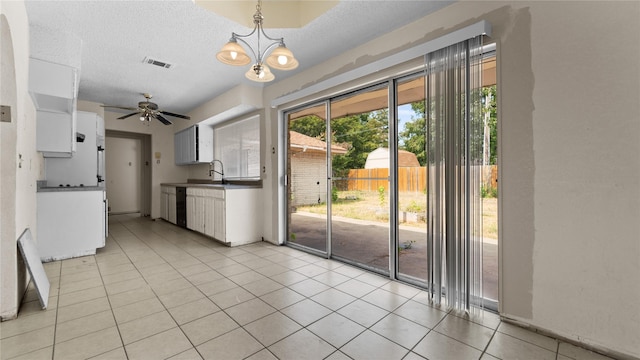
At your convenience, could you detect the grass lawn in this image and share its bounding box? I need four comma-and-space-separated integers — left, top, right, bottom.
296, 190, 498, 240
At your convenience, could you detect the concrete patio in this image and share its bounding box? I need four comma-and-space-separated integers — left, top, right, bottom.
290, 212, 498, 302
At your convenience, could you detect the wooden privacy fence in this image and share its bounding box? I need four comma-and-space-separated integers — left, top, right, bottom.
346, 166, 497, 193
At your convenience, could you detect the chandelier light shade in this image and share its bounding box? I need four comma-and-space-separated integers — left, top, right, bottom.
245, 63, 275, 82
216, 39, 251, 66
216, 0, 298, 82
266, 45, 299, 70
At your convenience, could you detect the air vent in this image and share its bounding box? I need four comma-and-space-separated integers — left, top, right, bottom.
143, 57, 173, 69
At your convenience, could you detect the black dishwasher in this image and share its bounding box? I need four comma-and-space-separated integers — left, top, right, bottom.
176, 187, 187, 228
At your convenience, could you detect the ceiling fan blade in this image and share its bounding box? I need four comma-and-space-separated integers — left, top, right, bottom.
101, 105, 138, 111
117, 112, 141, 120
159, 110, 190, 120
155, 114, 173, 125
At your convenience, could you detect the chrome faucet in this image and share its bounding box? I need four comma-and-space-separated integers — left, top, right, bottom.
209, 160, 224, 180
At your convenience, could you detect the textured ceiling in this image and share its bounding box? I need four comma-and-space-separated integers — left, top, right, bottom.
194, 0, 340, 28
24, 0, 452, 116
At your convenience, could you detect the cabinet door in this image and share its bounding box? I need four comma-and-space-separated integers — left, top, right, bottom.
203, 196, 216, 237
168, 193, 176, 224
213, 198, 225, 241
160, 192, 168, 220
193, 196, 204, 233
36, 110, 74, 155
174, 126, 198, 165
186, 195, 196, 230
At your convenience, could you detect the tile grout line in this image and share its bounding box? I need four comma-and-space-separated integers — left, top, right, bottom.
93, 234, 131, 360
51, 258, 63, 360
480, 319, 501, 359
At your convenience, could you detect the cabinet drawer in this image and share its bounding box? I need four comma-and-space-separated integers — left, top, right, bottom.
203, 189, 224, 199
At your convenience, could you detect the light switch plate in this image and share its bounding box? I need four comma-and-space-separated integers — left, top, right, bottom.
1, 105, 11, 122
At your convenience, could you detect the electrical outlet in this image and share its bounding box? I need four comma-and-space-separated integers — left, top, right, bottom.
1, 105, 11, 122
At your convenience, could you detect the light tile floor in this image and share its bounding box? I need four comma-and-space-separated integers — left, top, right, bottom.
1, 215, 616, 360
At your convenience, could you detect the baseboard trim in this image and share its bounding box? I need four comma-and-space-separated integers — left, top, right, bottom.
501, 315, 639, 360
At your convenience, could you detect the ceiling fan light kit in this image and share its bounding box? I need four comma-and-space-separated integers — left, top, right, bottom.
216, 0, 298, 83
101, 93, 190, 126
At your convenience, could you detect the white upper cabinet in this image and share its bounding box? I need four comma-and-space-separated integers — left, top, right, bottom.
36, 110, 76, 157
29, 58, 78, 113
29, 58, 79, 157
174, 124, 214, 165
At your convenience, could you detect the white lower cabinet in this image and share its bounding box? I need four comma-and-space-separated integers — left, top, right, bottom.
168, 191, 176, 224
203, 195, 216, 238
37, 190, 106, 261
160, 186, 168, 219
183, 186, 260, 246
186, 190, 197, 231
213, 196, 225, 241
186, 188, 206, 233
161, 185, 176, 225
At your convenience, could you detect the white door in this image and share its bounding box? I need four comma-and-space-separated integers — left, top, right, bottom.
105, 137, 141, 213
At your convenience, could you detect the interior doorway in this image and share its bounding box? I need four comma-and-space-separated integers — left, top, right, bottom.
105, 130, 151, 216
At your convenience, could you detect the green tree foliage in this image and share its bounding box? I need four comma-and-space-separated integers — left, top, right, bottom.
332, 110, 388, 177
398, 85, 497, 166
288, 115, 325, 138
399, 102, 427, 165
482, 85, 498, 165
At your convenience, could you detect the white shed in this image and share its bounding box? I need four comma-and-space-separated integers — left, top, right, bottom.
364, 147, 419, 169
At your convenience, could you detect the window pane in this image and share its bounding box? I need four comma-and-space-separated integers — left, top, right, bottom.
214, 115, 260, 179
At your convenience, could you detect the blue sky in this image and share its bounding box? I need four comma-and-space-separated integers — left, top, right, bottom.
397, 103, 415, 133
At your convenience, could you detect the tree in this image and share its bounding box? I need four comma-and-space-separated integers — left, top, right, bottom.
482, 85, 497, 165
399, 85, 497, 166
399, 102, 427, 165
289, 115, 325, 139
331, 110, 388, 177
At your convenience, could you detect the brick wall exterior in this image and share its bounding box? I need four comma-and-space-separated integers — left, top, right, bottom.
291, 151, 327, 206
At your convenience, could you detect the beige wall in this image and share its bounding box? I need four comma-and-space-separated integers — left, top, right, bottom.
257, 1, 639, 357
104, 109, 188, 218
0, 0, 44, 320
528, 2, 639, 356
105, 137, 142, 213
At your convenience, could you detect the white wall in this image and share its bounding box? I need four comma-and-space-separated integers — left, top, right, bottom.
256, 1, 639, 357
528, 2, 639, 357
0, 0, 44, 320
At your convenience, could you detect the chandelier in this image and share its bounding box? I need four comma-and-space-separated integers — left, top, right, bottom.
216, 0, 298, 82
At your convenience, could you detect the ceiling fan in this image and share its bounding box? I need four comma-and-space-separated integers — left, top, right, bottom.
101, 93, 190, 125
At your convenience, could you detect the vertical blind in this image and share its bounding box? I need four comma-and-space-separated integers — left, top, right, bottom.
426, 36, 484, 312
214, 115, 260, 179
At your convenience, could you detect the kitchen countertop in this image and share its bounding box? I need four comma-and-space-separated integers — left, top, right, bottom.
161, 180, 261, 190
37, 185, 105, 192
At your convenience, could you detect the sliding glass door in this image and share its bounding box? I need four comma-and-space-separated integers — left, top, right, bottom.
330, 85, 390, 273
284, 42, 498, 310
287, 103, 329, 254
395, 75, 428, 283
